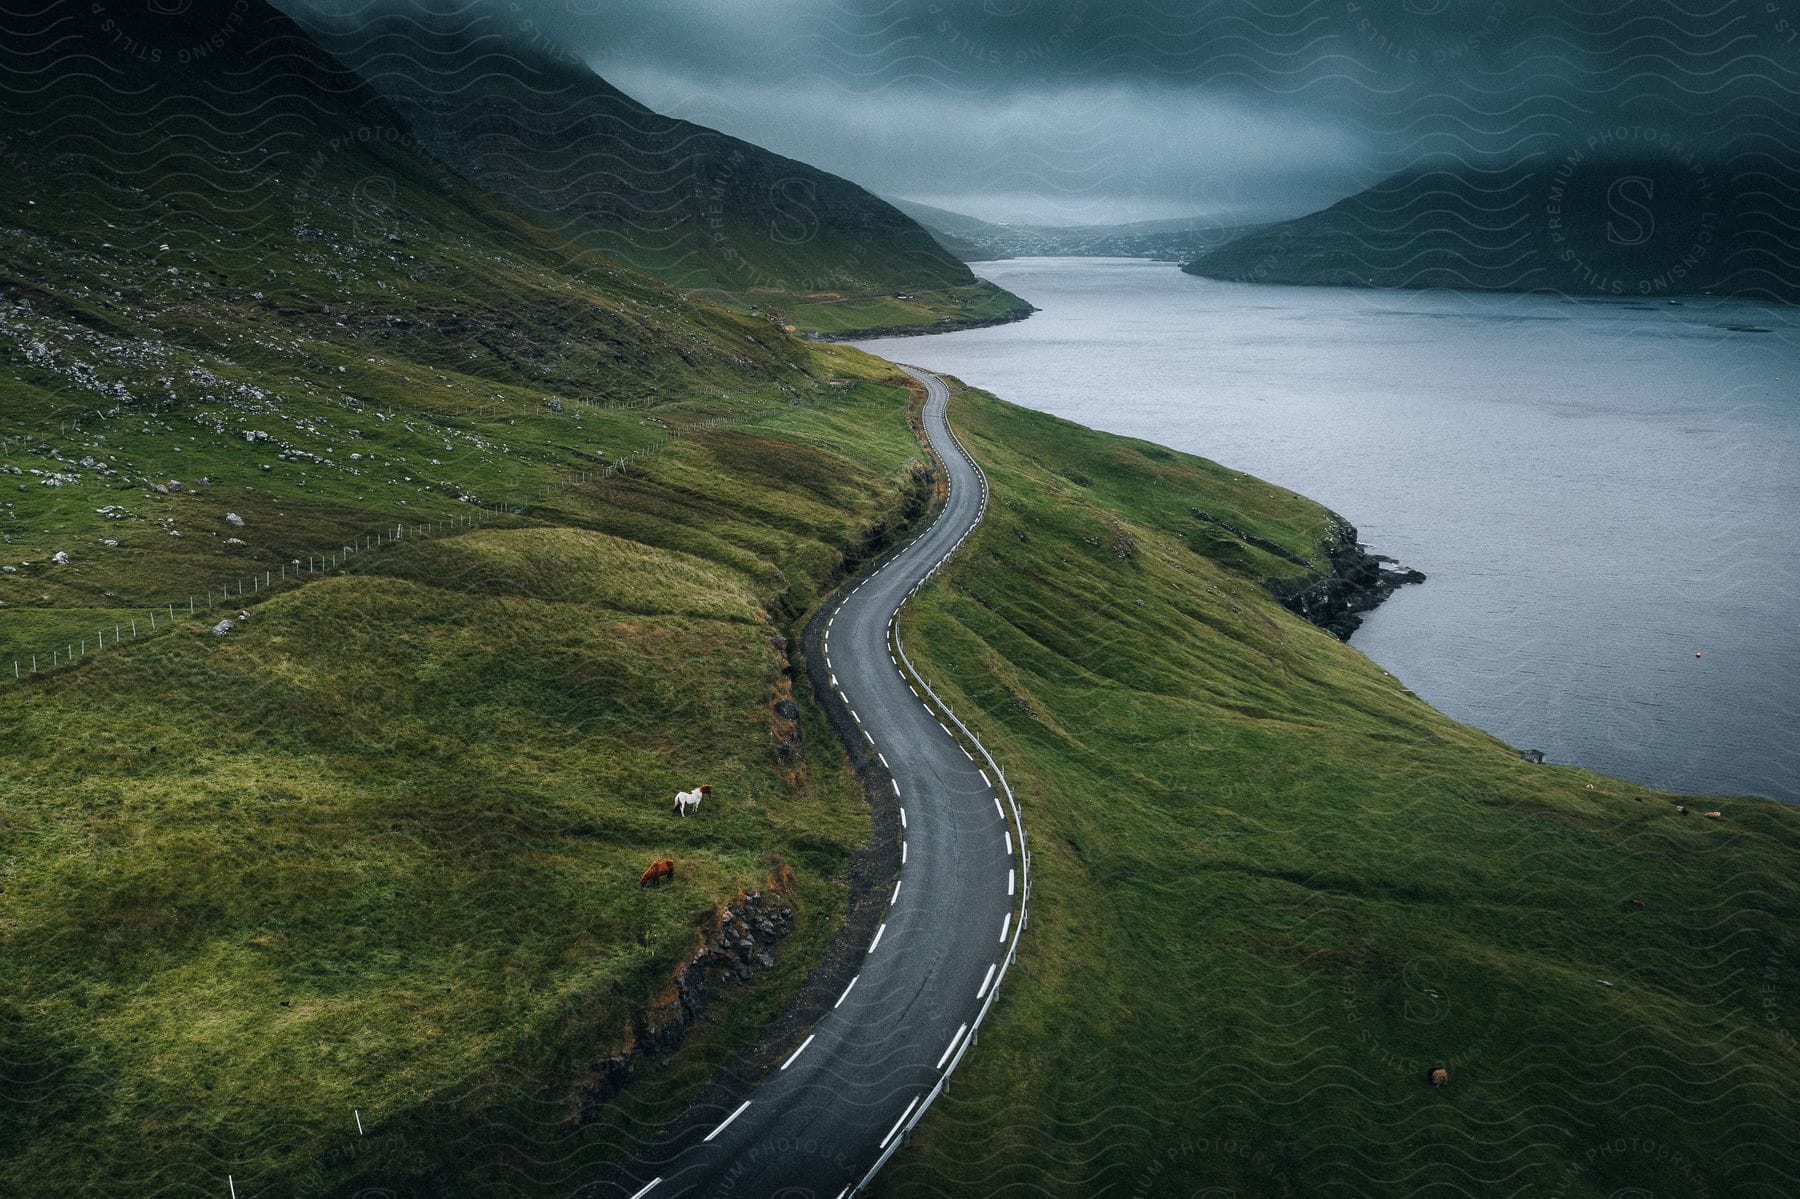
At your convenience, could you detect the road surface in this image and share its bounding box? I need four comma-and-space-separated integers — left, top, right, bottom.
604, 365, 1027, 1199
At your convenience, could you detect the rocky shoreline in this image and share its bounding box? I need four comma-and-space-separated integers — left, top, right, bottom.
1272, 515, 1426, 640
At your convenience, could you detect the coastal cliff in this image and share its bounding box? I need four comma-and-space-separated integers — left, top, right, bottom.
1273, 516, 1425, 640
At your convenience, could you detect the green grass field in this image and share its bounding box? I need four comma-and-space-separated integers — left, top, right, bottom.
0, 353, 941, 1195
875, 380, 1800, 1197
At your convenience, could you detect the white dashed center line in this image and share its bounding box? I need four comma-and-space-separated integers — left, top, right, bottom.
781, 1035, 815, 1071
703, 1101, 750, 1143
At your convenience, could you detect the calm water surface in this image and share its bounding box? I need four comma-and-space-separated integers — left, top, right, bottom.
857, 258, 1800, 802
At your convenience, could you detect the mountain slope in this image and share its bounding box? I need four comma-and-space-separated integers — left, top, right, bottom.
0, 3, 934, 1192
1185, 155, 1800, 302
287, 6, 1032, 334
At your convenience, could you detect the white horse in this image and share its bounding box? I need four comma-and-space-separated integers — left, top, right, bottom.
674, 785, 711, 817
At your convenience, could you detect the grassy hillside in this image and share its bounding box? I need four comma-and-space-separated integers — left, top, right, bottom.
290, 6, 1032, 336
1185, 154, 1800, 302
876, 381, 1800, 1197
0, 3, 935, 1192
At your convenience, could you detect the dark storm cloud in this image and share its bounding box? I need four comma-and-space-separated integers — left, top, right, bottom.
280, 0, 1800, 224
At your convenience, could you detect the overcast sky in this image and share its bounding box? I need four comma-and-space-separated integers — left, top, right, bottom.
287, 0, 1800, 227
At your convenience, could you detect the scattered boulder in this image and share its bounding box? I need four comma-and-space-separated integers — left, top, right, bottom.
225, 537, 246, 546
1519, 749, 1546, 764
211, 619, 235, 636
773, 698, 800, 722
225, 512, 245, 527
50, 550, 68, 565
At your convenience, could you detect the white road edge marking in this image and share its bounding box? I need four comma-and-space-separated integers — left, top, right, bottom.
902, 841, 908, 865
780, 1035, 816, 1071
704, 1100, 751, 1143
892, 780, 901, 796
891, 879, 902, 904
979, 769, 991, 786
977, 962, 996, 999
993, 796, 1005, 821
868, 923, 887, 954
878, 752, 889, 767
1000, 912, 1012, 943
628, 1178, 662, 1199
879, 1097, 921, 1150
1004, 830, 1012, 857
899, 807, 907, 828
835, 974, 859, 1008
936, 1023, 970, 1070
1008, 868, 1016, 896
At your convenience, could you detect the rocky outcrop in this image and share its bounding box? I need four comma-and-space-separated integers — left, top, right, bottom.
564, 882, 797, 1130
1271, 516, 1425, 641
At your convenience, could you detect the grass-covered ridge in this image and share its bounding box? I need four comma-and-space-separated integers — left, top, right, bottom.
878, 381, 1800, 1198
0, 5, 938, 1191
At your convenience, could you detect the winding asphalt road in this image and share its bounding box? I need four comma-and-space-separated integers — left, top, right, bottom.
603, 366, 1027, 1199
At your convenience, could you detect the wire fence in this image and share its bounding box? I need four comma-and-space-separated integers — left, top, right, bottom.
3, 503, 512, 686
1, 413, 724, 690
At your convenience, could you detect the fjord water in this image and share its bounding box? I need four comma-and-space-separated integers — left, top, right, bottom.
857, 258, 1800, 803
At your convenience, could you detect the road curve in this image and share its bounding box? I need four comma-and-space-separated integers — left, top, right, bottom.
604, 366, 1028, 1198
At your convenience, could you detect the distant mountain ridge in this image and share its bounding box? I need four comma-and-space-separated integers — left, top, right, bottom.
886, 198, 1248, 263
1183, 155, 1800, 302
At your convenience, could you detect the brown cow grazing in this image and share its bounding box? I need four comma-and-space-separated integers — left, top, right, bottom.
640, 859, 675, 888
1427, 1067, 1449, 1088
1703, 810, 1722, 820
